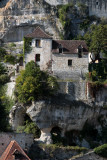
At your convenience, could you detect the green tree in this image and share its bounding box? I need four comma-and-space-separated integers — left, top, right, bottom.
90, 24, 107, 57
84, 24, 107, 58
15, 61, 58, 103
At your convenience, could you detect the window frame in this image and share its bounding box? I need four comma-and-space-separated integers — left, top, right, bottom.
35, 54, 40, 62
68, 59, 72, 66
35, 39, 41, 48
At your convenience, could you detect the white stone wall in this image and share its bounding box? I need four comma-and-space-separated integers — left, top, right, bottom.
25, 38, 52, 70
0, 132, 33, 156
52, 53, 88, 79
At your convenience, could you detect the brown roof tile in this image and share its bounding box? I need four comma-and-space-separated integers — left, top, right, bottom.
25, 26, 52, 39
52, 40, 88, 54
0, 140, 31, 160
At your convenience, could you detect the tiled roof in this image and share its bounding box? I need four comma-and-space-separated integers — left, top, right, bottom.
25, 26, 52, 39
0, 140, 31, 160
52, 40, 88, 54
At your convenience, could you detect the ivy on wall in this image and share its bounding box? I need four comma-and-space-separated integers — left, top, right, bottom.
23, 37, 32, 54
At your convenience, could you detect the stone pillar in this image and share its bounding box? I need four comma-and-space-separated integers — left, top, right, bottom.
39, 128, 52, 144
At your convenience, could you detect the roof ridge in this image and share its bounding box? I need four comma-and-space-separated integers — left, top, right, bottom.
25, 26, 52, 39
2, 140, 14, 160
0, 140, 31, 160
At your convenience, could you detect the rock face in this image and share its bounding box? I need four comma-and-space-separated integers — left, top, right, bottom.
0, 0, 60, 42
10, 97, 107, 144
0, 0, 107, 42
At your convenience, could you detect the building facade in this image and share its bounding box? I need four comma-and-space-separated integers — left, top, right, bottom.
24, 26, 88, 79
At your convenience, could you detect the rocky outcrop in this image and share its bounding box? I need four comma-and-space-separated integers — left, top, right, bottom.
0, 0, 107, 43
0, 0, 60, 42
71, 151, 107, 160
10, 97, 107, 144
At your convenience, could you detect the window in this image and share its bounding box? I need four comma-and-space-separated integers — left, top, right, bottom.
35, 54, 40, 62
96, 1, 98, 5
78, 45, 83, 58
78, 49, 82, 58
59, 44, 63, 53
36, 39, 41, 47
68, 60, 72, 66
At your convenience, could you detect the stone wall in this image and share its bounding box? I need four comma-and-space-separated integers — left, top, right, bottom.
58, 80, 87, 101
25, 38, 52, 70
52, 53, 88, 80
0, 132, 33, 156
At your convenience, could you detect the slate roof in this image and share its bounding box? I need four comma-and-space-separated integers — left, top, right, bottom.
52, 40, 88, 54
0, 140, 31, 160
25, 26, 52, 39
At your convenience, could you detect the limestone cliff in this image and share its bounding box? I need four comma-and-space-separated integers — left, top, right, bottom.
0, 0, 107, 42
10, 96, 107, 145
0, 0, 60, 42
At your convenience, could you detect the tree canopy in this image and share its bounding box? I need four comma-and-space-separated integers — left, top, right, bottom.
84, 24, 107, 57
15, 61, 59, 103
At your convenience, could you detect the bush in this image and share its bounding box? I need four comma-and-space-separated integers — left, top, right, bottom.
94, 144, 107, 158
0, 74, 9, 84
4, 55, 16, 65
0, 47, 7, 61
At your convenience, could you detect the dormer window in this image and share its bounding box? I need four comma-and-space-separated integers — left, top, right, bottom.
78, 45, 83, 58
59, 44, 63, 53
36, 39, 41, 47
96, 1, 98, 5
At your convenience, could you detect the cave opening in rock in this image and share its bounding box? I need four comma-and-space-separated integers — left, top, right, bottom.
51, 126, 65, 145
16, 113, 41, 138
65, 130, 79, 146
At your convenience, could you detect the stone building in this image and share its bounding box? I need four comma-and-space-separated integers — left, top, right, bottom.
0, 140, 31, 160
0, 133, 33, 156
24, 26, 88, 79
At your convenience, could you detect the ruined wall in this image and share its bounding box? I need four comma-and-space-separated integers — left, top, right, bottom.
58, 80, 87, 101
0, 132, 33, 156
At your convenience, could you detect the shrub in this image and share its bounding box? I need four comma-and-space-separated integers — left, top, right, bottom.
0, 74, 9, 84
0, 47, 7, 61
4, 55, 16, 65
94, 144, 107, 158
9, 43, 16, 47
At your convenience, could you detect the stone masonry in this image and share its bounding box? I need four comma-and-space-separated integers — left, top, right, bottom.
0, 132, 33, 156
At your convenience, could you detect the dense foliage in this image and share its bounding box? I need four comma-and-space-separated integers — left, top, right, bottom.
83, 24, 107, 56
0, 63, 13, 131
0, 63, 9, 84
0, 47, 7, 61
16, 115, 41, 138
15, 61, 59, 103
94, 144, 107, 158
